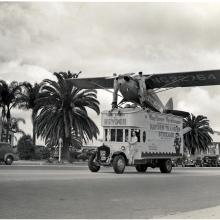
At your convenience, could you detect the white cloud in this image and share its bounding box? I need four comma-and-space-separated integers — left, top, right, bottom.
0, 60, 53, 83
1, 2, 220, 144
177, 87, 220, 131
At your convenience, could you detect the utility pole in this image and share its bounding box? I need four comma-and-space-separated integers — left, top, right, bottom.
58, 138, 62, 163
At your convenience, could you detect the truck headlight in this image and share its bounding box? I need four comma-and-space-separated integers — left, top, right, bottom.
121, 146, 126, 151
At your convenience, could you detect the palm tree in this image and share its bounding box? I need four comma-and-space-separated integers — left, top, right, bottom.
0, 80, 21, 142
183, 114, 214, 155
54, 70, 81, 80
16, 82, 41, 145
34, 72, 100, 158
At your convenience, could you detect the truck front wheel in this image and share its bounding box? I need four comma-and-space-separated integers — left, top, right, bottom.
88, 153, 100, 172
135, 164, 148, 172
159, 159, 172, 173
112, 155, 126, 174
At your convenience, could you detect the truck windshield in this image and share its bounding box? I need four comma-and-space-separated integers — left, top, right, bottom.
116, 129, 123, 142
104, 128, 125, 142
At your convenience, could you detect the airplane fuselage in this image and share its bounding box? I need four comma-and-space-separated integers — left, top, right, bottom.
116, 76, 164, 111
117, 77, 139, 103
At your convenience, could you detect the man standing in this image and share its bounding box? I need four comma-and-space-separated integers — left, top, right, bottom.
174, 133, 181, 154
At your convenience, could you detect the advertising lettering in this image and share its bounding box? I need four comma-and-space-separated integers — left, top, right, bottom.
149, 113, 181, 144
104, 118, 126, 126
151, 73, 217, 84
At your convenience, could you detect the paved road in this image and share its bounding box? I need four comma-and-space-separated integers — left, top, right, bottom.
1, 165, 220, 218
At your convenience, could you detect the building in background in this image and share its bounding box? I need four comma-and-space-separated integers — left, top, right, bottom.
0, 114, 15, 146
187, 130, 220, 159
205, 131, 220, 155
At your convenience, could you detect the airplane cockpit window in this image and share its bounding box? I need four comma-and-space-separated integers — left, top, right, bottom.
116, 129, 123, 142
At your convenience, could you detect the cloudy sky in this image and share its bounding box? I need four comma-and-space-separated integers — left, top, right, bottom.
1, 2, 220, 144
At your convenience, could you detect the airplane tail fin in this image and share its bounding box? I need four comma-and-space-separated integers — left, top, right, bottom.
163, 97, 190, 118
165, 98, 173, 110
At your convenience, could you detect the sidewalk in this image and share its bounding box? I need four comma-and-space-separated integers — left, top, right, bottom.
14, 160, 87, 166
159, 205, 220, 219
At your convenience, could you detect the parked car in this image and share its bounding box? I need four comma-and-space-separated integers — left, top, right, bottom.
184, 158, 196, 167
172, 158, 185, 167
77, 148, 96, 161
195, 156, 204, 167
76, 149, 88, 161
202, 155, 220, 167
0, 142, 16, 165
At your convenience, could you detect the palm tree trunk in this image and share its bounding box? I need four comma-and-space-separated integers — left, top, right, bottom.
32, 112, 36, 145
33, 122, 36, 145
62, 136, 71, 160
5, 105, 10, 143
0, 114, 3, 142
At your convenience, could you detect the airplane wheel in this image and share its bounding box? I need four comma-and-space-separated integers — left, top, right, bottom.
159, 159, 172, 173
88, 153, 100, 172
135, 164, 148, 172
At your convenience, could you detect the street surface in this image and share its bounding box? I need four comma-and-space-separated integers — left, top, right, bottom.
1, 164, 220, 218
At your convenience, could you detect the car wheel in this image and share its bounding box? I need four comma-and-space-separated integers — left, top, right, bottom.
5, 156, 13, 165
135, 164, 148, 172
159, 159, 172, 173
112, 155, 126, 174
88, 153, 100, 172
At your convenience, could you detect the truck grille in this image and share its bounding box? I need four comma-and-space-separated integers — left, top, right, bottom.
97, 145, 110, 162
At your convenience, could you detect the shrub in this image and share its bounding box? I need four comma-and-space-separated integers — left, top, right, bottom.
34, 145, 50, 160
17, 135, 35, 160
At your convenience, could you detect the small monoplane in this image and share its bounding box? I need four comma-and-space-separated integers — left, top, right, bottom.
69, 70, 220, 117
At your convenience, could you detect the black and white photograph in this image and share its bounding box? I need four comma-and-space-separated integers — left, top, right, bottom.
1, 1, 220, 219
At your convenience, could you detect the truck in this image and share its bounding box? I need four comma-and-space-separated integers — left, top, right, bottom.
88, 106, 186, 174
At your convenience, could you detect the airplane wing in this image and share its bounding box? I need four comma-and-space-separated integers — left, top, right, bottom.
146, 70, 220, 89
68, 77, 114, 89
69, 70, 220, 89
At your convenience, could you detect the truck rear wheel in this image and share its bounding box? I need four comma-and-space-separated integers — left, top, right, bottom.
112, 155, 126, 174
135, 164, 148, 172
159, 159, 172, 173
88, 153, 100, 172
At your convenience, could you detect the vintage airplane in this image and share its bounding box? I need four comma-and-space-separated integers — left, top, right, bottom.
69, 70, 220, 117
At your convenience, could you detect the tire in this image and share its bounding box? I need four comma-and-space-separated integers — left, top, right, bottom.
5, 155, 13, 165
159, 159, 172, 173
135, 164, 148, 173
88, 153, 100, 172
112, 155, 126, 174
